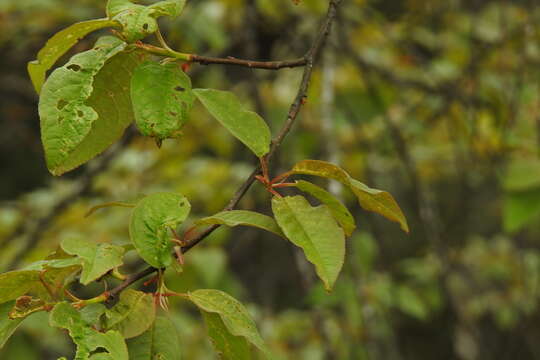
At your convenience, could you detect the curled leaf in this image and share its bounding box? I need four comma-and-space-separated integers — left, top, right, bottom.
131, 61, 195, 142
129, 192, 191, 268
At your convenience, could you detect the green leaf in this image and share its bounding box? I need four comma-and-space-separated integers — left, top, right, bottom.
396, 286, 428, 320
271, 196, 345, 291
129, 192, 191, 268
105, 289, 155, 339
0, 301, 24, 349
50, 302, 128, 360
202, 311, 251, 360
80, 303, 107, 325
107, 0, 186, 42
291, 160, 409, 233
27, 18, 119, 94
0, 271, 40, 304
131, 61, 195, 143
61, 237, 125, 285
188, 289, 271, 358
39, 36, 145, 175
195, 210, 284, 238
193, 89, 271, 157
127, 316, 181, 360
148, 0, 187, 17
294, 180, 356, 236
503, 187, 540, 232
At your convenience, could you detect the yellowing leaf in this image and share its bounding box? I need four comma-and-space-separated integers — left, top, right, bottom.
0, 271, 40, 304
28, 18, 119, 94
194, 89, 271, 157
291, 160, 409, 233
272, 195, 345, 291
294, 180, 356, 236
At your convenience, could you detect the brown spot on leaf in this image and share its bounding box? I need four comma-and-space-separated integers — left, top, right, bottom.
67, 64, 81, 72
174, 86, 185, 92
57, 99, 68, 110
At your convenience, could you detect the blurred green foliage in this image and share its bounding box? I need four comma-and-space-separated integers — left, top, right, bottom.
1, 0, 540, 359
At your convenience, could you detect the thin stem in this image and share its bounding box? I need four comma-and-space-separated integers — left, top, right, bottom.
155, 28, 173, 51
108, 0, 343, 300
135, 42, 307, 70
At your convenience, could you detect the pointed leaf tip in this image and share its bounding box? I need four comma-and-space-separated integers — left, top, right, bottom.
291, 160, 409, 233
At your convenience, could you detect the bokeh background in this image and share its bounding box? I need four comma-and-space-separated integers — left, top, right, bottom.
1, 0, 540, 359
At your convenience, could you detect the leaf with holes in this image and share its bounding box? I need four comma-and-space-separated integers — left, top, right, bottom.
294, 180, 356, 236
107, 0, 186, 42
105, 289, 155, 339
39, 36, 145, 175
194, 89, 271, 157
28, 18, 119, 94
129, 192, 191, 268
131, 61, 195, 144
195, 210, 284, 238
272, 195, 345, 291
291, 160, 409, 233
188, 289, 272, 358
127, 316, 181, 360
61, 237, 125, 285
50, 302, 128, 360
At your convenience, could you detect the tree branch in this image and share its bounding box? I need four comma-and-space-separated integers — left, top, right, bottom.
135, 43, 307, 70
108, 0, 343, 300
